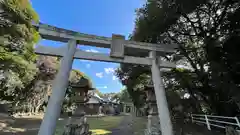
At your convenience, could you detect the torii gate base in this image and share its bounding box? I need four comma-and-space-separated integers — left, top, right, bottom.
35, 23, 176, 135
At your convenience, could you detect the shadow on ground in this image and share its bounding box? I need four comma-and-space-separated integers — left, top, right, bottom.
173, 122, 224, 135
0, 115, 42, 135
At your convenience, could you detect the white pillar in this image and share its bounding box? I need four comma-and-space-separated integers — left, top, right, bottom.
150, 51, 173, 135
38, 40, 77, 135
147, 107, 153, 133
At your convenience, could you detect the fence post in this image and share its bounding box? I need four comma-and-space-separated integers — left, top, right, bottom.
191, 114, 194, 123
205, 115, 211, 130
234, 117, 240, 129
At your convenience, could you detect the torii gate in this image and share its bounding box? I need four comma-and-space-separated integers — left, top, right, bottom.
34, 23, 178, 135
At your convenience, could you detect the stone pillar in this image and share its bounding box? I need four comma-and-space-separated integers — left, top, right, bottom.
98, 105, 103, 115
134, 107, 137, 116
66, 104, 86, 125
150, 51, 173, 135
38, 40, 76, 135
123, 104, 126, 113
147, 107, 153, 133
74, 104, 86, 117
131, 106, 134, 115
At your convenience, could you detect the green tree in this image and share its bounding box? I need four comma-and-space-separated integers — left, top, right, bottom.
13, 56, 60, 113
116, 0, 240, 116
116, 88, 132, 103
116, 65, 149, 108
0, 0, 40, 101
95, 89, 104, 97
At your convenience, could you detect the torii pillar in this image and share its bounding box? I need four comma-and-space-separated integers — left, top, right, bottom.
150, 51, 173, 135
38, 40, 76, 135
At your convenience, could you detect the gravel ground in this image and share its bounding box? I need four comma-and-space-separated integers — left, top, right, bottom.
110, 115, 133, 135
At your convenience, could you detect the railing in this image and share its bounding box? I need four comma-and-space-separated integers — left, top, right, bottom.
191, 114, 240, 132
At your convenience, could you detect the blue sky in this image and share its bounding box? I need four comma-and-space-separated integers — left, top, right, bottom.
31, 0, 144, 93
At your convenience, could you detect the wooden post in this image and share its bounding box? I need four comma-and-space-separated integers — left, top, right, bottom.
205, 115, 211, 130
235, 117, 240, 129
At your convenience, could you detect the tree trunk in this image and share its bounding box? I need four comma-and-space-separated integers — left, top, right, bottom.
35, 104, 42, 113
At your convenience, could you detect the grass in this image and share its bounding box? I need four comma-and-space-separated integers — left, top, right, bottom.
88, 116, 124, 130
132, 116, 147, 135
54, 116, 124, 135
55, 119, 67, 135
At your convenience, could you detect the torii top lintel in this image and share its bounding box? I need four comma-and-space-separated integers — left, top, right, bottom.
34, 23, 177, 68
34, 23, 178, 56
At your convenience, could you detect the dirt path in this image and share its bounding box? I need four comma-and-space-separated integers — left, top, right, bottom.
109, 115, 225, 135
110, 115, 133, 135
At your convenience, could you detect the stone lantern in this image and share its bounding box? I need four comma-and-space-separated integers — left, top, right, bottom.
144, 79, 161, 135
64, 77, 95, 135
68, 77, 95, 118
145, 80, 158, 116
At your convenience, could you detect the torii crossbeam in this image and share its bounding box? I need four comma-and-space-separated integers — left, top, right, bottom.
34, 23, 178, 135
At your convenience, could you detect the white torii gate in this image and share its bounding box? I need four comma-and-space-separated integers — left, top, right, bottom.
34, 23, 178, 135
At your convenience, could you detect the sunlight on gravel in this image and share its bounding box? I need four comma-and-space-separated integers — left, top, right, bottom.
90, 129, 112, 135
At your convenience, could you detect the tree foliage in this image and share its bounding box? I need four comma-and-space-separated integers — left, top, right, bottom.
115, 88, 132, 103
116, 0, 240, 116
11, 56, 60, 113
0, 0, 94, 114
0, 0, 40, 102
116, 65, 149, 107
95, 89, 104, 98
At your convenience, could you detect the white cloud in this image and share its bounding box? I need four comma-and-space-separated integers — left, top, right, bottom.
85, 49, 99, 53
86, 64, 91, 68
97, 86, 108, 89
112, 75, 117, 81
104, 68, 115, 74
96, 72, 103, 78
